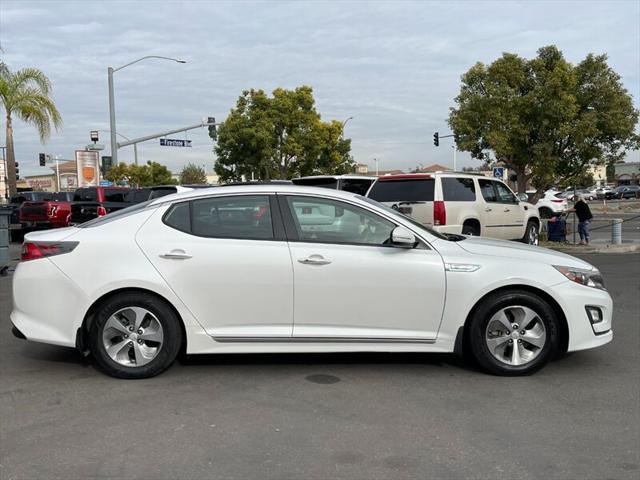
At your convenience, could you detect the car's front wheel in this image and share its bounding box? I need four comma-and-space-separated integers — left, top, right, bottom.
521, 221, 539, 245
467, 290, 559, 375
89, 293, 183, 379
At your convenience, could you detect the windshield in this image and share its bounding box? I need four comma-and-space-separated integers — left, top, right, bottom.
359, 196, 449, 240
77, 200, 156, 228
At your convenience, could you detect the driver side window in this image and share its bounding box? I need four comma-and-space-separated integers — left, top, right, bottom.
285, 196, 396, 246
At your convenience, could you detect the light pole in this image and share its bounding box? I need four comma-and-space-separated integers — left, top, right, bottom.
342, 116, 353, 131
99, 130, 138, 165
108, 55, 186, 165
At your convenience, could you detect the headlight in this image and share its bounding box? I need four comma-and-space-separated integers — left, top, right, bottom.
553, 265, 606, 290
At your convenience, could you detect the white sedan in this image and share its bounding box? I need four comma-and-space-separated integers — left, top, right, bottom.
11, 185, 612, 378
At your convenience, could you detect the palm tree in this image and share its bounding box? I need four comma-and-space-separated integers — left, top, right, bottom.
0, 62, 62, 196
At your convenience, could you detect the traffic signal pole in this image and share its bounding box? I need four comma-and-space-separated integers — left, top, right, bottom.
433, 132, 457, 171
116, 119, 217, 150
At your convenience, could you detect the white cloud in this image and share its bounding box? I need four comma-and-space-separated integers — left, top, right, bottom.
1, 0, 638, 177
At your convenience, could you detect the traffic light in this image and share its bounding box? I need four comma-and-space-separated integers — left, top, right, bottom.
101, 156, 113, 176
15, 162, 19, 176
433, 132, 439, 147
207, 117, 217, 141
39, 153, 46, 166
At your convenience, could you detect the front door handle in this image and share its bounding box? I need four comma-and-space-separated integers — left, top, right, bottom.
160, 249, 192, 260
298, 254, 331, 265
485, 207, 492, 212
504, 208, 511, 212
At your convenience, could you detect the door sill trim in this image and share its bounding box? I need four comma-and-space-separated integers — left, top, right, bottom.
212, 336, 436, 344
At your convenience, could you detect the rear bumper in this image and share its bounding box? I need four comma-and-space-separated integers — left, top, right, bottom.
10, 258, 88, 348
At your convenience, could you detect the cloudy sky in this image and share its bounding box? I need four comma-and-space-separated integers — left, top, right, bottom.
1, 0, 639, 178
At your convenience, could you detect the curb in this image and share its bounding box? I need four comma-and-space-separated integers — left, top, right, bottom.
542, 242, 640, 254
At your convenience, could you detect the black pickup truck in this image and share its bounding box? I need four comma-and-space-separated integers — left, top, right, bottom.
69, 187, 132, 224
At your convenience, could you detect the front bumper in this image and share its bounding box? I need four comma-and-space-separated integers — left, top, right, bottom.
552, 280, 613, 352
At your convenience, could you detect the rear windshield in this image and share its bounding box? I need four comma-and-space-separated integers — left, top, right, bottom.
77, 200, 155, 228
51, 192, 73, 201
339, 179, 374, 196
104, 188, 129, 202
73, 188, 98, 202
127, 189, 152, 204
368, 179, 435, 202
291, 178, 339, 189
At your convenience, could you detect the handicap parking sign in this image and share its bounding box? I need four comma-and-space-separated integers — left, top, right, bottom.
493, 167, 504, 178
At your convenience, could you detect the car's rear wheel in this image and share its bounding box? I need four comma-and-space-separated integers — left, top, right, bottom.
89, 293, 182, 379
521, 221, 539, 245
462, 223, 480, 236
467, 290, 559, 375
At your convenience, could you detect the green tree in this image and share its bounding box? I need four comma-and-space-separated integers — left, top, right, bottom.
104, 161, 175, 187
0, 63, 62, 195
179, 163, 207, 184
146, 161, 175, 185
449, 46, 639, 196
213, 86, 353, 181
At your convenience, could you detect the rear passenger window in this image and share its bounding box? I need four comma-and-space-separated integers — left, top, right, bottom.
441, 178, 476, 201
478, 180, 497, 202
191, 195, 273, 240
164, 202, 191, 233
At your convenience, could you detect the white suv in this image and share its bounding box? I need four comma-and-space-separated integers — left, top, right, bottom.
367, 173, 540, 244
536, 190, 569, 218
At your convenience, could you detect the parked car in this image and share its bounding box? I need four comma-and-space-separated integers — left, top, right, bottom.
127, 185, 195, 204
366, 173, 540, 244
19, 191, 74, 232
536, 190, 568, 218
12, 184, 612, 378
69, 187, 132, 224
614, 185, 640, 199
292, 175, 376, 196
8, 191, 64, 241
556, 189, 593, 202
596, 186, 614, 199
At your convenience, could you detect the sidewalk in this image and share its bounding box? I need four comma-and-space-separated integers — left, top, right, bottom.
541, 241, 640, 254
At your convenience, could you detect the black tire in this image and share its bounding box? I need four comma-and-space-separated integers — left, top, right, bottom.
538, 207, 552, 219
521, 220, 539, 245
462, 223, 480, 236
89, 292, 183, 379
467, 290, 559, 376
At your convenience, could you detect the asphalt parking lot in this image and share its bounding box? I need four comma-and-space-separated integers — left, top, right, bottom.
1, 247, 638, 480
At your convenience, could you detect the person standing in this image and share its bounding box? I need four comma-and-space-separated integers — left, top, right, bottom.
569, 195, 593, 245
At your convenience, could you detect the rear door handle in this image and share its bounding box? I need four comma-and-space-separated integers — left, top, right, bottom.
504, 208, 511, 212
160, 249, 192, 260
485, 207, 492, 212
298, 254, 331, 265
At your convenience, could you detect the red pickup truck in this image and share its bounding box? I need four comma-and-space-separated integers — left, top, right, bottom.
18, 192, 75, 232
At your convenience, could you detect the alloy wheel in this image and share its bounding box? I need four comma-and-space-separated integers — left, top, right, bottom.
102, 307, 164, 367
484, 305, 546, 366
527, 224, 539, 245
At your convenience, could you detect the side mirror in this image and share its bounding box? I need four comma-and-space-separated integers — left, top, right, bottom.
391, 226, 416, 248
517, 193, 529, 202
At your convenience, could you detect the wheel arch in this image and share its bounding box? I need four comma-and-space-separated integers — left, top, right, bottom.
462, 217, 481, 235
76, 287, 187, 356
457, 284, 569, 356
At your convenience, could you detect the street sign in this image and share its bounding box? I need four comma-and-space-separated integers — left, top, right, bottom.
75, 150, 100, 187
160, 138, 192, 147
100, 180, 113, 186
493, 167, 505, 179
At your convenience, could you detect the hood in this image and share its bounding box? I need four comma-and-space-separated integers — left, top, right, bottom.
457, 236, 594, 270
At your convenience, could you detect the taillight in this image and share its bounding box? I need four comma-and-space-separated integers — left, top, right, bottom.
48, 205, 58, 216
97, 206, 107, 217
434, 200, 446, 226
21, 241, 79, 261
551, 199, 565, 204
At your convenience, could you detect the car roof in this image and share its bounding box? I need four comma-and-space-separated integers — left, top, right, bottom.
148, 183, 361, 207
293, 175, 376, 180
